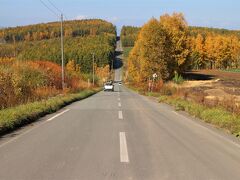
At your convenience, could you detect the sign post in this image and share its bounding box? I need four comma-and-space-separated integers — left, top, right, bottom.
152, 73, 158, 92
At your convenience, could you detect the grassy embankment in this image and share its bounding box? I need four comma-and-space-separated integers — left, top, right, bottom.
157, 95, 240, 137
129, 85, 240, 137
122, 45, 240, 137
223, 69, 240, 73
0, 88, 101, 135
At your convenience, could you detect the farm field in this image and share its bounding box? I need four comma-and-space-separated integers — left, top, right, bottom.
177, 70, 240, 113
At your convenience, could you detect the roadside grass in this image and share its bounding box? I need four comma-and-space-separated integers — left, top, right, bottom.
158, 95, 240, 137
222, 69, 240, 73
128, 84, 240, 137
0, 88, 101, 135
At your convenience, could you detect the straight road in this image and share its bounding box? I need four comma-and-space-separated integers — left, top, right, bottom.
1, 40, 240, 179
114, 39, 123, 83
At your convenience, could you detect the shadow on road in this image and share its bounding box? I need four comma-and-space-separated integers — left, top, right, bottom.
114, 51, 123, 69
115, 51, 123, 56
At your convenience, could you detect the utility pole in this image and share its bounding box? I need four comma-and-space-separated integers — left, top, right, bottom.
92, 53, 95, 86
60, 13, 65, 89
112, 58, 114, 81
112, 59, 114, 71
13, 36, 16, 57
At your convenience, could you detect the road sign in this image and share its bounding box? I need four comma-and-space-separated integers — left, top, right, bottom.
153, 73, 158, 79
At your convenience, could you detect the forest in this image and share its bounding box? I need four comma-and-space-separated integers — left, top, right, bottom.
0, 19, 116, 73
0, 19, 116, 110
0, 35, 115, 73
0, 19, 116, 42
124, 13, 240, 86
120, 26, 140, 47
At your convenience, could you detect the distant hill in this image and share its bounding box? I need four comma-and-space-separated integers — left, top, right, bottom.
0, 19, 116, 43
0, 19, 117, 73
120, 26, 141, 47
189, 26, 240, 37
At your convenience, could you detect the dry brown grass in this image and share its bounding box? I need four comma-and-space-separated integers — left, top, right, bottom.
161, 81, 240, 115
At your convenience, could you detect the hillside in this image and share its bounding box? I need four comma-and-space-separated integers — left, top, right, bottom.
0, 19, 116, 42
0, 19, 117, 73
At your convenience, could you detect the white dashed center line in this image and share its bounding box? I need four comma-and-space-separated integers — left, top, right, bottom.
119, 132, 129, 163
118, 102, 121, 107
118, 110, 123, 119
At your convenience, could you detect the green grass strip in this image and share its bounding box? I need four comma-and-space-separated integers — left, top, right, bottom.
0, 89, 101, 135
159, 96, 240, 137
127, 84, 240, 136
222, 69, 240, 73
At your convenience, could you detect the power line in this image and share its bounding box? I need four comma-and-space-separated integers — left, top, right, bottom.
47, 0, 62, 14
39, 0, 59, 18
46, 0, 68, 20
39, 0, 67, 89
63, 14, 68, 21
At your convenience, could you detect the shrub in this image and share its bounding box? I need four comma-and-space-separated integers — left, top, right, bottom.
172, 72, 184, 84
159, 85, 177, 96
0, 59, 95, 109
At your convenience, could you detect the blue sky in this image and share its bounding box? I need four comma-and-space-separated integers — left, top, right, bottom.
1, 0, 240, 33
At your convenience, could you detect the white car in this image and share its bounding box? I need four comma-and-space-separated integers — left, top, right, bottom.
104, 82, 114, 91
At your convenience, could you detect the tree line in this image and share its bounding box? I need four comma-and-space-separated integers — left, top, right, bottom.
0, 35, 115, 73
126, 13, 240, 86
0, 19, 117, 74
189, 26, 240, 38
0, 19, 116, 43
190, 32, 240, 69
120, 26, 140, 47
127, 13, 189, 85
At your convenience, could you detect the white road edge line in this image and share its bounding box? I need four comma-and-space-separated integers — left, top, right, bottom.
47, 109, 70, 122
119, 132, 129, 163
171, 110, 240, 149
118, 111, 123, 119
0, 109, 70, 148
172, 111, 179, 116
118, 102, 121, 107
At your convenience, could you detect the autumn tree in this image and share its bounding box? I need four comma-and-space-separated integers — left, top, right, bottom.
229, 35, 240, 68
127, 18, 173, 85
160, 13, 190, 72
193, 34, 207, 69
96, 65, 110, 84
121, 26, 141, 47
66, 60, 81, 75
191, 32, 240, 69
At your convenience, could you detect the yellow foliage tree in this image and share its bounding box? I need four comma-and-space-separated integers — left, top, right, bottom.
160, 13, 190, 72
66, 60, 81, 75
128, 18, 173, 85
193, 34, 207, 69
96, 65, 110, 83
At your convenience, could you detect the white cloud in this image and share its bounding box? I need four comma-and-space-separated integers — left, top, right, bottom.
75, 15, 88, 20
107, 17, 119, 23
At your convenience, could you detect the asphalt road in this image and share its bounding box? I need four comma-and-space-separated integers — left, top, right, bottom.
1, 41, 240, 180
